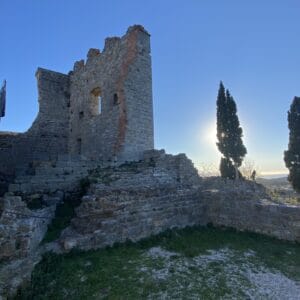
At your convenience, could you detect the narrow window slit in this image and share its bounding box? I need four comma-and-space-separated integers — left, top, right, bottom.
113, 93, 119, 105
91, 87, 102, 115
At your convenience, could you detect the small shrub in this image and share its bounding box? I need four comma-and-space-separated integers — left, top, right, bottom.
79, 177, 90, 194
42, 195, 81, 244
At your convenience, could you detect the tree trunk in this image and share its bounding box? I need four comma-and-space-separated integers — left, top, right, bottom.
234, 162, 239, 181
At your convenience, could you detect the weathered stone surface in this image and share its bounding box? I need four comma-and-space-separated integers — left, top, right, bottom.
59, 167, 300, 253
9, 159, 96, 195
0, 195, 55, 261
202, 179, 300, 242
59, 151, 203, 251
0, 25, 154, 182
0, 252, 42, 298
1, 24, 300, 298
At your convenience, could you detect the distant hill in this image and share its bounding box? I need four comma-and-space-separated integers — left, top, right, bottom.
256, 176, 289, 187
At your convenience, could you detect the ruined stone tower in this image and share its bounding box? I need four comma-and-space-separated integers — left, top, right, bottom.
0, 25, 154, 177
68, 25, 154, 162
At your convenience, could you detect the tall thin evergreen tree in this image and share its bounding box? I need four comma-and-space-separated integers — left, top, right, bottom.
284, 97, 300, 192
216, 82, 247, 179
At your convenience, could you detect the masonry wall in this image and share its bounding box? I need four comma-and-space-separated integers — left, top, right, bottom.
0, 195, 56, 261
68, 25, 154, 162
61, 188, 208, 251
204, 189, 300, 242
0, 132, 20, 176
16, 69, 70, 162
60, 171, 300, 252
0, 25, 154, 180
26, 68, 70, 158
0, 69, 70, 180
120, 27, 154, 161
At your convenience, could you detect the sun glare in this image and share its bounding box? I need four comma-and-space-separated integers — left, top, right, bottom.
204, 122, 217, 145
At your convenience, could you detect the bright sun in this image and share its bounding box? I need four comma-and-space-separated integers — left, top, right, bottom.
204, 122, 217, 145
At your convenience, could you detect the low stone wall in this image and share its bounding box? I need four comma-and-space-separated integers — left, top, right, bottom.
61, 187, 207, 251
60, 175, 300, 252
60, 150, 204, 250
203, 189, 300, 242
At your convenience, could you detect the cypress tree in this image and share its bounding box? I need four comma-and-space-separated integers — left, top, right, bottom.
220, 157, 243, 180
284, 97, 300, 192
220, 157, 236, 179
216, 82, 247, 179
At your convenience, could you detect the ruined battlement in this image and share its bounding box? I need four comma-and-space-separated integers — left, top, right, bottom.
0, 25, 154, 178
68, 25, 153, 161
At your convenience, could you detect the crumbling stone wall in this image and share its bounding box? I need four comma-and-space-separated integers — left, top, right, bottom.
68, 25, 153, 162
0, 195, 55, 261
59, 161, 300, 252
61, 186, 300, 252
1, 150, 300, 298
0, 132, 20, 178
61, 188, 207, 251
202, 183, 300, 242
0, 69, 70, 181
60, 151, 204, 250
0, 25, 154, 180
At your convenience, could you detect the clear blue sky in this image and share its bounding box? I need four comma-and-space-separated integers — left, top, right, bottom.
1, 0, 299, 174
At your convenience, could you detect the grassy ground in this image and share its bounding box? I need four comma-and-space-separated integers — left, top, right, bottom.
267, 188, 300, 206
17, 226, 300, 299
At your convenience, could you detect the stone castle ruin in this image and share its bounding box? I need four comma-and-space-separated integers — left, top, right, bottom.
1, 25, 300, 297
0, 25, 153, 181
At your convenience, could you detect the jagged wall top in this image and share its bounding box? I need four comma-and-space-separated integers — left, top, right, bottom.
71, 25, 150, 73
0, 25, 154, 177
